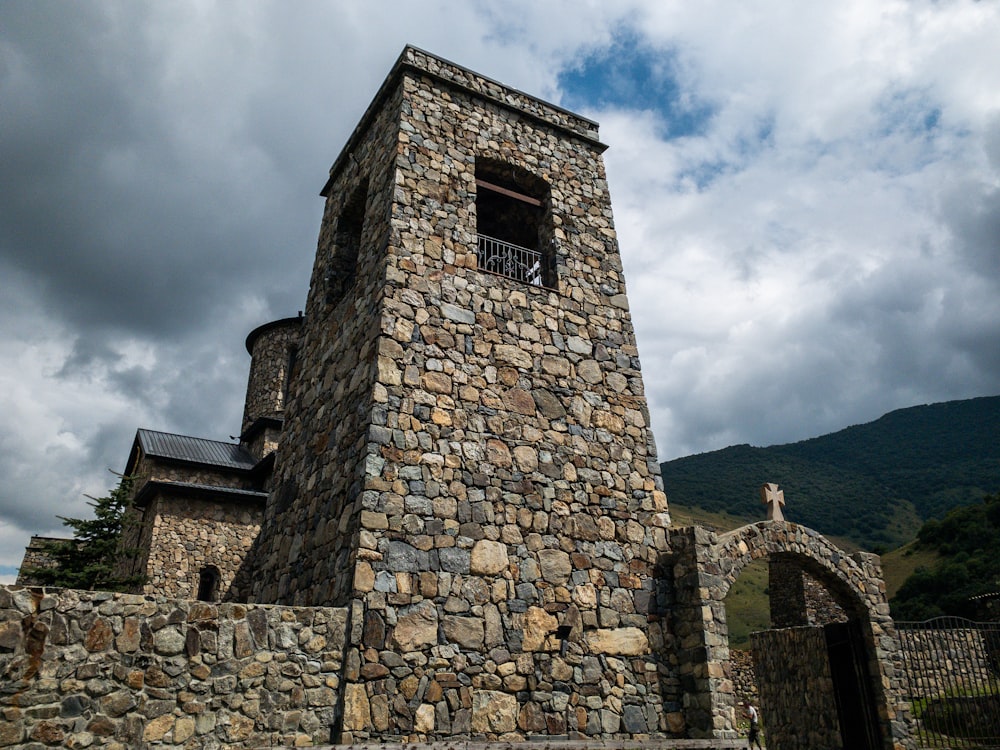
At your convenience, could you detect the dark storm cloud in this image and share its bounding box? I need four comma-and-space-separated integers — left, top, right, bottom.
0, 3, 333, 343
56, 337, 124, 380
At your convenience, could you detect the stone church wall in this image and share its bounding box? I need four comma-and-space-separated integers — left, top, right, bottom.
0, 586, 346, 748
137, 495, 263, 600
134, 461, 258, 492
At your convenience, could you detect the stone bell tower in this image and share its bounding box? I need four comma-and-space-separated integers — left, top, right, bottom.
249, 46, 672, 741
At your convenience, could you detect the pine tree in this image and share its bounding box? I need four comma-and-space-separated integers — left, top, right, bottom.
22, 474, 146, 591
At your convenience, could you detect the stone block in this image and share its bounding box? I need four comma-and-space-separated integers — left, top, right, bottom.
470, 540, 508, 575
537, 549, 572, 584
142, 714, 175, 743
585, 627, 649, 656
521, 606, 558, 652
442, 616, 484, 649
471, 690, 517, 733
390, 600, 438, 651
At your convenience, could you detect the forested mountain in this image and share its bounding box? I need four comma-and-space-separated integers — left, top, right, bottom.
890, 492, 1000, 620
660, 395, 1000, 550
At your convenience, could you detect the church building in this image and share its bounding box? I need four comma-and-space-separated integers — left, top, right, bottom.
11, 46, 915, 750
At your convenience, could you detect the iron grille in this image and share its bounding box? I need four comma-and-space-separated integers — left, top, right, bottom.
477, 234, 545, 287
897, 617, 1000, 748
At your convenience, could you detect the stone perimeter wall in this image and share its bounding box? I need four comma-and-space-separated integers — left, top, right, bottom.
751, 626, 842, 750
897, 626, 997, 699
16, 538, 76, 586
0, 586, 346, 749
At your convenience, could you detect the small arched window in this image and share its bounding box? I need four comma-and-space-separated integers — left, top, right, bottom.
196, 565, 222, 602
282, 345, 299, 410
326, 181, 368, 304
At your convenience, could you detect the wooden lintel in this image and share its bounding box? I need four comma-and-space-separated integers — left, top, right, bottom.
475, 178, 542, 207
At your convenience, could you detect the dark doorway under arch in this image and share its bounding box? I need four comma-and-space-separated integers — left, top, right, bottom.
197, 565, 222, 602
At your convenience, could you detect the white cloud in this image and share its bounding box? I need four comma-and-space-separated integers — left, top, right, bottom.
594, 0, 1000, 457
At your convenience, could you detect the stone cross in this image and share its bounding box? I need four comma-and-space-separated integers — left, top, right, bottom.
761, 482, 785, 522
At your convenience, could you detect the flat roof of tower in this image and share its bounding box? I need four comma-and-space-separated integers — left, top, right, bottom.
245, 314, 303, 355
322, 45, 606, 196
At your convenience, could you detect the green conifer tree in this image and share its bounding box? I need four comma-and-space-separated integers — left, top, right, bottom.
22, 474, 146, 591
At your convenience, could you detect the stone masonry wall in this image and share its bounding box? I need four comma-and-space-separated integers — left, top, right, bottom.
247, 45, 671, 742
246, 59, 405, 608
16, 537, 77, 586
242, 317, 302, 435
135, 459, 258, 492
897, 626, 996, 699
729, 649, 757, 710
0, 586, 346, 748
243, 424, 283, 466
670, 522, 914, 748
337, 50, 669, 741
137, 495, 263, 600
769, 556, 849, 628
751, 626, 841, 750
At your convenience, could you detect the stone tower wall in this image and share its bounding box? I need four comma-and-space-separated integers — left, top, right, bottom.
242, 317, 303, 435
337, 52, 672, 742
242, 47, 673, 741
247, 75, 405, 607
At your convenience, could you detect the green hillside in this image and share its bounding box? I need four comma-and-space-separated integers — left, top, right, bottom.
890, 492, 1000, 620
661, 395, 1000, 550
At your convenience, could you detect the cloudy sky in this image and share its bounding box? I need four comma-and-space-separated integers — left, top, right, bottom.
2, 1, 998, 582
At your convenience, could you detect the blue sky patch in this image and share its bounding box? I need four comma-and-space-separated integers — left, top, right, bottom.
558, 29, 714, 138
876, 87, 943, 140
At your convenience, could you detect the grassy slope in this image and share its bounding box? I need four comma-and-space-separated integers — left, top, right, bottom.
880, 541, 940, 601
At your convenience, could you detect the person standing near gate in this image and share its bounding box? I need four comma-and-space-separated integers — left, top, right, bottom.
745, 702, 763, 749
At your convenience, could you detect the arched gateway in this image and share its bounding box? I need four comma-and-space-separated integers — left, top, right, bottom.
670, 521, 915, 750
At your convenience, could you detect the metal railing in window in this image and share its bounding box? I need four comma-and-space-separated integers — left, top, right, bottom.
477, 234, 545, 287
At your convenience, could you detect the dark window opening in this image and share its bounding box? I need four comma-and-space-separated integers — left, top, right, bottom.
326, 181, 368, 304
475, 160, 554, 287
282, 345, 299, 410
196, 565, 222, 602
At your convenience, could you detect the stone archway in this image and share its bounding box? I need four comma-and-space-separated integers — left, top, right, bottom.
670, 521, 914, 749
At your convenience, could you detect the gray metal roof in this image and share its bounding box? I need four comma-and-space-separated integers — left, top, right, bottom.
136, 429, 257, 471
